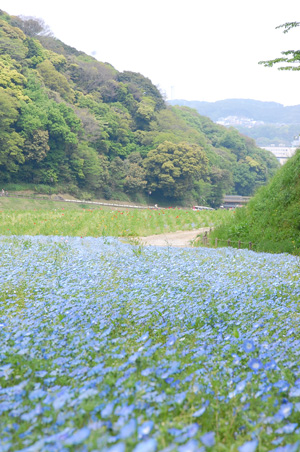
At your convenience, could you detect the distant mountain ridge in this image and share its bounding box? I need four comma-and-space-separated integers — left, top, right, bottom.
167, 99, 300, 124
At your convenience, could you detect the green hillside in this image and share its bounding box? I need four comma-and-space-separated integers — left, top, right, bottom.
0, 11, 279, 206
169, 99, 300, 146
209, 149, 300, 254
236, 123, 300, 147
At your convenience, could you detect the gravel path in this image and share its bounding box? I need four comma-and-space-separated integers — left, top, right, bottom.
139, 227, 211, 247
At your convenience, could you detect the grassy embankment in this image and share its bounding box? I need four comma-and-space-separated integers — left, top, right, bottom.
206, 149, 300, 255
0, 196, 232, 238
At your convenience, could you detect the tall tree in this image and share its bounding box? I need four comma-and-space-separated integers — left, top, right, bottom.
0, 88, 24, 176
143, 141, 209, 198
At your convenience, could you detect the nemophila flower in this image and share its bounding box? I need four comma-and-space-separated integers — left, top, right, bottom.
192, 405, 207, 417
186, 424, 199, 438
265, 359, 278, 371
20, 404, 43, 422
243, 340, 255, 353
166, 335, 177, 347
2, 236, 300, 450
107, 443, 126, 452
290, 387, 300, 397
120, 419, 137, 439
238, 439, 258, 452
272, 437, 285, 446
232, 353, 241, 365
275, 423, 298, 434
236, 380, 247, 394
274, 380, 290, 393
248, 358, 263, 372
138, 332, 150, 342
168, 428, 183, 437
28, 388, 47, 400
0, 443, 11, 452
132, 438, 157, 452
64, 427, 91, 446
35, 370, 48, 378
178, 439, 203, 452
101, 402, 115, 418
200, 432, 215, 447
0, 364, 13, 380
138, 421, 154, 439
294, 403, 300, 412
278, 402, 293, 419
141, 368, 152, 377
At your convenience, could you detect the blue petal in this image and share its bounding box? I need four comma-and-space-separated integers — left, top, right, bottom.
64, 427, 91, 445
133, 438, 157, 452
238, 439, 258, 452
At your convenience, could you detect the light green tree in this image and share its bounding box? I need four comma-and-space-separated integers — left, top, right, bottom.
37, 60, 74, 101
0, 88, 24, 174
143, 141, 209, 198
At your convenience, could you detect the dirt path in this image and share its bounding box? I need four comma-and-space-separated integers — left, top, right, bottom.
139, 228, 211, 248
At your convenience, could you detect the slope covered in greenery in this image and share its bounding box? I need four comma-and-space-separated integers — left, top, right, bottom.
0, 10, 279, 206
210, 149, 300, 253
169, 99, 300, 147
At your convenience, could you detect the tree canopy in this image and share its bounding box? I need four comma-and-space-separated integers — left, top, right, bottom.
143, 141, 209, 198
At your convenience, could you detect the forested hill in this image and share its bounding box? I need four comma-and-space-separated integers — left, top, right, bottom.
0, 11, 279, 206
168, 99, 300, 147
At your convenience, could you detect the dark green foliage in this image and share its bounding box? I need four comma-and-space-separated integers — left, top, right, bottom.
172, 107, 279, 197
123, 161, 147, 193
118, 71, 165, 110
0, 88, 25, 175
233, 163, 256, 196
0, 10, 280, 205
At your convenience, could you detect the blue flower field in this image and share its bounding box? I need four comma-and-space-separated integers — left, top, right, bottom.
1, 235, 300, 452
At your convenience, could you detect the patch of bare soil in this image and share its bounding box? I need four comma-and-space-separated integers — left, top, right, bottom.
139, 228, 211, 247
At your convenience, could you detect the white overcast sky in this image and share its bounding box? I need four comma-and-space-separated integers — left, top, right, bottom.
1, 0, 300, 105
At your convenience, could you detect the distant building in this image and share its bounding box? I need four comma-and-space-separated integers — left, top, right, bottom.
216, 116, 264, 128
261, 134, 299, 165
222, 195, 251, 209
261, 146, 297, 165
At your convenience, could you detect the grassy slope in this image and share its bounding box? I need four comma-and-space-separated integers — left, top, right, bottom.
209, 149, 300, 254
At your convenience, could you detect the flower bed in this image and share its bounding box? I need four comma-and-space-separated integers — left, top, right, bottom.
0, 236, 300, 451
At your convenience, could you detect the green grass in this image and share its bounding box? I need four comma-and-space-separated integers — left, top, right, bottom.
0, 196, 85, 211
206, 149, 300, 255
0, 198, 232, 238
